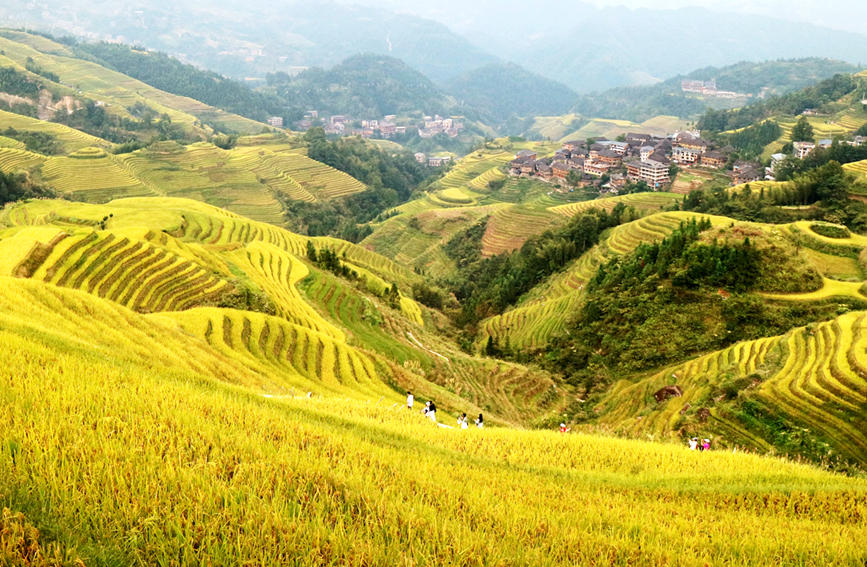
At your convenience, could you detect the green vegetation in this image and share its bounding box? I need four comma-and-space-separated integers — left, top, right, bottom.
445, 206, 630, 326
267, 54, 455, 119
699, 73, 859, 131
445, 63, 577, 124
571, 58, 858, 122
545, 219, 856, 391
0, 169, 52, 205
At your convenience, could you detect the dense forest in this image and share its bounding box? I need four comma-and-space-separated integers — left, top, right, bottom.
443, 204, 638, 326
0, 65, 40, 98
445, 63, 577, 125
73, 42, 287, 124
0, 170, 53, 206
280, 128, 431, 241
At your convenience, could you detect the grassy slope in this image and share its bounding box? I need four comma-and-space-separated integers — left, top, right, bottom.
0, 276, 865, 565
594, 310, 867, 466
0, 132, 367, 223
0, 196, 569, 426
0, 30, 265, 137
482, 209, 867, 351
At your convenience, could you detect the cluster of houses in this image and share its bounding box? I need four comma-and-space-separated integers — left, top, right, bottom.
680, 79, 746, 100
414, 153, 453, 167
418, 115, 464, 139
293, 110, 463, 140
507, 130, 781, 192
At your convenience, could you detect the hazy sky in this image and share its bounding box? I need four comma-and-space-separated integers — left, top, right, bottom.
353, 0, 867, 36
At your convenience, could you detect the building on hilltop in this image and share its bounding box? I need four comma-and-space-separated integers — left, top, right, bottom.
700, 151, 726, 169
732, 161, 762, 185
267, 116, 284, 128
625, 158, 670, 187
793, 141, 816, 159
671, 145, 701, 165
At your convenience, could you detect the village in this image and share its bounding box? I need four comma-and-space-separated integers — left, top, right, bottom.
508, 128, 867, 194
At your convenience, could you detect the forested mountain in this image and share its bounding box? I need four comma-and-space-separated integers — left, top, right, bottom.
74, 42, 286, 122
266, 55, 457, 119
571, 58, 860, 123
0, 0, 498, 82
446, 63, 577, 125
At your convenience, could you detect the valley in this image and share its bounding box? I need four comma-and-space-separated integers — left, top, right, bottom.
0, 13, 866, 566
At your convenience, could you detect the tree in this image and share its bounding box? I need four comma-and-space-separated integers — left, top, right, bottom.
566, 169, 583, 187
791, 116, 815, 142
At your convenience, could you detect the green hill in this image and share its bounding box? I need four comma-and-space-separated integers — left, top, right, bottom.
446, 62, 578, 125
571, 58, 859, 123
266, 54, 459, 119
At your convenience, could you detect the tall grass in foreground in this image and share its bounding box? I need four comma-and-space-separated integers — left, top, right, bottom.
0, 280, 865, 566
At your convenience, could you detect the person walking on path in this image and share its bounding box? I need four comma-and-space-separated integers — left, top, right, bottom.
406, 391, 414, 410
475, 414, 484, 429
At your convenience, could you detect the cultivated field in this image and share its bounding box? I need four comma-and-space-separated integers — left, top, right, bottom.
595, 310, 867, 467
0, 277, 865, 564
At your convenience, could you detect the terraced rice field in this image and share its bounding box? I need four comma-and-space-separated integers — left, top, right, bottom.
482, 293, 583, 351
231, 148, 366, 201
164, 307, 385, 398
549, 192, 682, 218
843, 159, 867, 180
762, 277, 867, 301
429, 151, 513, 191
595, 311, 867, 466
432, 187, 478, 206
41, 150, 154, 201
481, 206, 561, 256
0, 135, 25, 149
0, 109, 110, 152
481, 212, 732, 350
11, 228, 233, 312
468, 166, 507, 191
0, 147, 46, 172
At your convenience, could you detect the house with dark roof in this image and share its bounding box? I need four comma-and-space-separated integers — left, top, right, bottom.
700, 151, 726, 169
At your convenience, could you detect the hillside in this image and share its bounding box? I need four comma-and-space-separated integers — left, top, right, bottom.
266, 54, 457, 119
446, 63, 577, 125
1, 280, 863, 564
0, 135, 371, 223
0, 30, 267, 141
506, 5, 867, 92
571, 58, 860, 123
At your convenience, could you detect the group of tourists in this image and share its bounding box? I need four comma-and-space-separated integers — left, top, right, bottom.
688, 437, 711, 451
406, 391, 483, 429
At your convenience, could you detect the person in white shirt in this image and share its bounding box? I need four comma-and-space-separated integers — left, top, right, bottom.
688, 438, 698, 451
475, 414, 484, 429
406, 391, 414, 410
459, 412, 469, 430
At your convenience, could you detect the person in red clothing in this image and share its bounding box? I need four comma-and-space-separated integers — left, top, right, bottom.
559, 423, 570, 433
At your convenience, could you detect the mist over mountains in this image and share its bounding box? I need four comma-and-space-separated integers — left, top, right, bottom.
1, 0, 866, 93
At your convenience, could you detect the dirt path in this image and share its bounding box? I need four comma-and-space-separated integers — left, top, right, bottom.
406, 331, 450, 362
